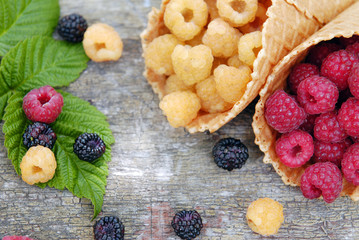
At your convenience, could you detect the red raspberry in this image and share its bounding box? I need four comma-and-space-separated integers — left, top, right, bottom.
299, 114, 318, 135
313, 138, 352, 166
288, 63, 319, 94
341, 143, 359, 186
300, 162, 342, 203
346, 42, 359, 58
338, 97, 359, 137
320, 50, 359, 91
22, 85, 64, 124
275, 129, 314, 168
265, 90, 306, 133
348, 63, 359, 99
297, 76, 338, 115
314, 111, 347, 143
339, 35, 359, 47
306, 42, 341, 67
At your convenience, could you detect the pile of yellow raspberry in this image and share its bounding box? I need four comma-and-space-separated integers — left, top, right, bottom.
143, 0, 271, 128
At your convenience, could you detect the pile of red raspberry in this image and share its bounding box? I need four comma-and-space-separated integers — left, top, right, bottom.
265, 36, 359, 203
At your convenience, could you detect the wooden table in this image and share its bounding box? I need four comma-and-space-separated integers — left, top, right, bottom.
1, 0, 359, 239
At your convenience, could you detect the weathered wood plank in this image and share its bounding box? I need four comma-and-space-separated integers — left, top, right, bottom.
1, 0, 359, 239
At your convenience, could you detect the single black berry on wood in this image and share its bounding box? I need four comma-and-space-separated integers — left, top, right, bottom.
171, 210, 203, 240
212, 137, 249, 171
57, 13, 88, 43
93, 216, 125, 240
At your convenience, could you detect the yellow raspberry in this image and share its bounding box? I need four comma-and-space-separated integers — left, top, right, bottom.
159, 91, 201, 127
144, 34, 183, 75
217, 0, 258, 27
202, 18, 242, 58
164, 74, 195, 95
185, 30, 205, 47
239, 3, 268, 34
196, 76, 233, 113
214, 64, 252, 103
246, 198, 284, 236
164, 0, 208, 41
238, 31, 262, 68
227, 54, 245, 68
20, 146, 57, 185
171, 44, 213, 85
83, 23, 123, 62
205, 0, 220, 21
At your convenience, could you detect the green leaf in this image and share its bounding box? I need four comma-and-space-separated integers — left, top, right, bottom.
0, 0, 59, 56
0, 36, 89, 121
50, 91, 114, 219
2, 92, 30, 174
3, 91, 114, 219
0, 70, 11, 120
0, 36, 89, 91
0, 91, 12, 120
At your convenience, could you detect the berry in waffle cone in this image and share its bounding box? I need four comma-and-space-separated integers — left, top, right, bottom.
252, 1, 359, 202
141, 0, 354, 133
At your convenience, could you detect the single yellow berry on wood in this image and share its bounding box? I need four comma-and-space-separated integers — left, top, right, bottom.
83, 23, 123, 62
20, 146, 57, 185
246, 198, 284, 236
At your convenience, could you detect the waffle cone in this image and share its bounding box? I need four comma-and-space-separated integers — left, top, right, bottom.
252, 1, 359, 201
285, 0, 355, 25
141, 0, 354, 133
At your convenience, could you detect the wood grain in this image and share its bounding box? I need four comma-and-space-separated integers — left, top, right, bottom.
1, 0, 359, 239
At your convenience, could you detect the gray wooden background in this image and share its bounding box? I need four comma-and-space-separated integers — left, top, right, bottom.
1, 0, 359, 239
